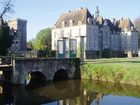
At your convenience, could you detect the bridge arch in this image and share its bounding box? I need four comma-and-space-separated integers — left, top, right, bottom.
53, 69, 69, 81
26, 71, 47, 85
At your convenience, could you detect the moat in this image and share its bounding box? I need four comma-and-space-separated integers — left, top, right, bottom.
0, 80, 140, 105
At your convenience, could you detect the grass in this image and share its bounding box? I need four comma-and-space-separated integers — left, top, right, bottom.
81, 58, 140, 86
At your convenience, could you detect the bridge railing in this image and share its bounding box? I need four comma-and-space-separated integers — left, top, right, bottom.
0, 56, 13, 66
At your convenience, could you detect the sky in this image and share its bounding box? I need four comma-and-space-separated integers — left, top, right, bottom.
4, 0, 140, 41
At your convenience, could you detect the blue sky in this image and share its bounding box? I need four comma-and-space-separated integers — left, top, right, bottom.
7, 0, 140, 40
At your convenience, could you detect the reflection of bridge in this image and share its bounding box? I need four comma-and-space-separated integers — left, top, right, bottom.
0, 80, 81, 105
0, 56, 80, 85
0, 80, 99, 105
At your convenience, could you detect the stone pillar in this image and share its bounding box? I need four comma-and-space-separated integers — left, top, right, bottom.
127, 51, 132, 58
12, 60, 26, 85
63, 38, 67, 59
80, 36, 85, 62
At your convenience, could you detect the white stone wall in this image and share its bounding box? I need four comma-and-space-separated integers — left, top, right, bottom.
52, 25, 87, 51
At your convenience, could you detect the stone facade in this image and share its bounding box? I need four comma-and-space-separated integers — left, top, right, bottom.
7, 18, 27, 53
52, 7, 138, 58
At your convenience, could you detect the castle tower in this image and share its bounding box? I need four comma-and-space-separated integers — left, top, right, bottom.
95, 6, 99, 18
7, 18, 27, 52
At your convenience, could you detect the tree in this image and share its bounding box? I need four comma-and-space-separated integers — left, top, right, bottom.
0, 0, 14, 55
27, 38, 35, 51
34, 28, 51, 51
0, 0, 14, 19
134, 17, 140, 49
0, 23, 14, 55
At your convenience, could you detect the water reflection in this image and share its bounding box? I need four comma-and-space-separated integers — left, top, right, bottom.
0, 80, 140, 105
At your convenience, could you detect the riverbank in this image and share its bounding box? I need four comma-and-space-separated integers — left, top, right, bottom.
81, 58, 140, 86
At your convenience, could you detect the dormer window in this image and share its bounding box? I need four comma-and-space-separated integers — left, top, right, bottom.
69, 20, 74, 26
62, 21, 66, 27
124, 28, 127, 32
87, 18, 92, 24
131, 26, 134, 31
104, 20, 108, 26
78, 21, 82, 25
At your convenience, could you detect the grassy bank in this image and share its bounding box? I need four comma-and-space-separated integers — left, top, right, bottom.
81, 58, 140, 86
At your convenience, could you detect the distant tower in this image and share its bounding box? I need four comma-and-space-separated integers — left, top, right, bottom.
95, 6, 99, 18
7, 18, 27, 52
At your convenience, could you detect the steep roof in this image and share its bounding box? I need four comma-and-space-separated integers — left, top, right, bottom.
104, 19, 119, 32
54, 8, 93, 28
118, 18, 134, 31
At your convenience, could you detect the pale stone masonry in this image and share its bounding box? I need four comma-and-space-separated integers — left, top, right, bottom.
52, 7, 138, 58
7, 18, 27, 53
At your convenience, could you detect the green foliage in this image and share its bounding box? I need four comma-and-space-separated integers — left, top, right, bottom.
27, 38, 35, 50
34, 28, 51, 51
81, 58, 140, 86
28, 28, 55, 57
0, 24, 14, 55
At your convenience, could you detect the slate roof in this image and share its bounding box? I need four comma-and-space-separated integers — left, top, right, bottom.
104, 19, 119, 32
54, 8, 135, 32
54, 8, 93, 28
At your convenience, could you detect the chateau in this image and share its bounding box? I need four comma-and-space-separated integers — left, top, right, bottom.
52, 7, 138, 58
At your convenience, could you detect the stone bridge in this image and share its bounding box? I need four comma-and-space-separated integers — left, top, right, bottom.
9, 58, 80, 85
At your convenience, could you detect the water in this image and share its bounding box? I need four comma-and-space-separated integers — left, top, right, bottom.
0, 80, 140, 105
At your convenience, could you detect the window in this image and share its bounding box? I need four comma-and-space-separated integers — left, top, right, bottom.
69, 20, 74, 26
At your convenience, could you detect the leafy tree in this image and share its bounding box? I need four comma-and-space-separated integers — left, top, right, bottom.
0, 23, 14, 55
34, 28, 51, 51
27, 38, 35, 51
0, 0, 14, 55
134, 17, 140, 49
